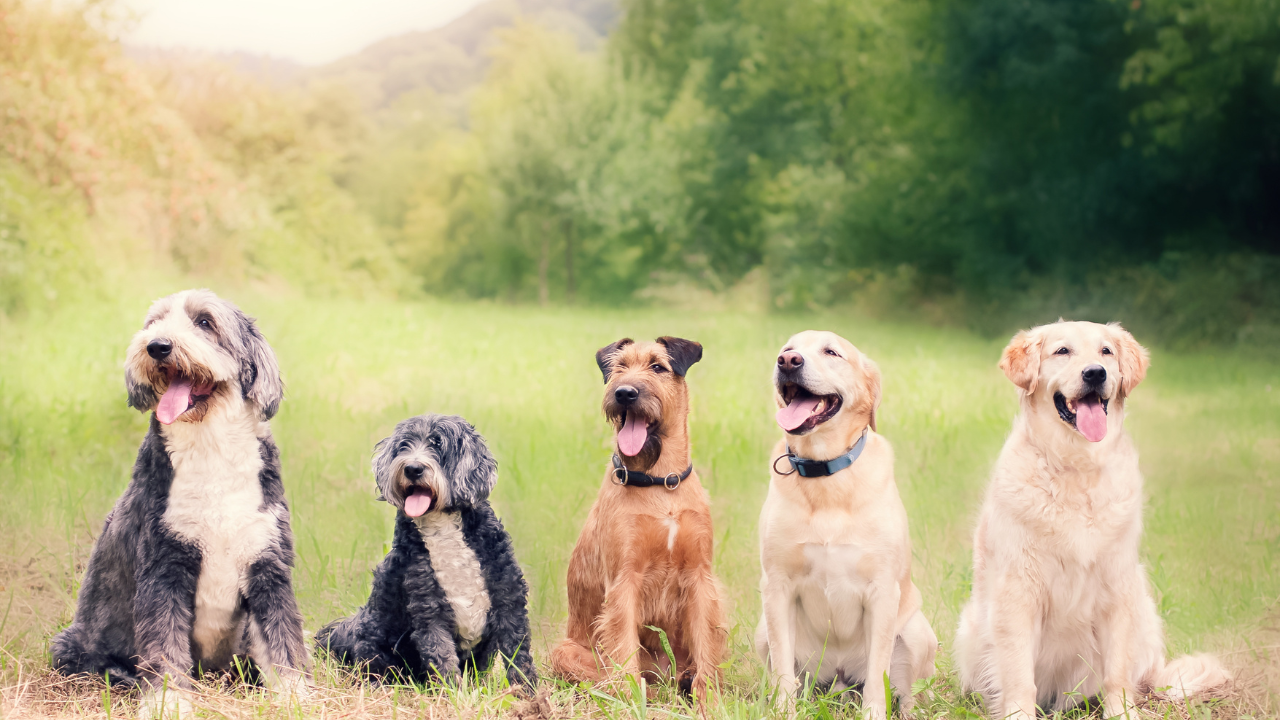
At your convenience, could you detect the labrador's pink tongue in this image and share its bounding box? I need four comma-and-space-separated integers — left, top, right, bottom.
1076, 397, 1108, 442
776, 396, 820, 432
404, 491, 433, 518
618, 413, 648, 457
156, 378, 193, 425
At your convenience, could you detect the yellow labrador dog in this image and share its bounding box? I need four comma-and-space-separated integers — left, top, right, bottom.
955, 321, 1229, 719
756, 331, 936, 718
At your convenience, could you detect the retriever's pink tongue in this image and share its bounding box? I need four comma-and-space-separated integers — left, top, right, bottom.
1076, 397, 1108, 442
404, 491, 433, 518
776, 396, 820, 432
156, 378, 193, 425
618, 413, 648, 457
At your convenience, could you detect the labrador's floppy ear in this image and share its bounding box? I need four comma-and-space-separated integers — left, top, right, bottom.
595, 338, 634, 383
1000, 327, 1044, 394
1109, 323, 1150, 398
656, 336, 703, 377
860, 354, 882, 432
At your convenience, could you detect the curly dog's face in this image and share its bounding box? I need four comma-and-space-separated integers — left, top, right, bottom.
124, 289, 282, 425
372, 414, 497, 517
1001, 320, 1150, 443
595, 336, 702, 469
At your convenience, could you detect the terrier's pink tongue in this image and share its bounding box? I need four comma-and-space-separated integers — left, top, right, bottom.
156, 378, 193, 425
1076, 397, 1108, 442
404, 490, 433, 518
776, 396, 820, 432
618, 413, 648, 457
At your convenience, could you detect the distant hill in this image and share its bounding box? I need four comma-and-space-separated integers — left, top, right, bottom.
316, 0, 619, 108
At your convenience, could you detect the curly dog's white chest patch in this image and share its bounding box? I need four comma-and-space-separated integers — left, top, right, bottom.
414, 512, 490, 650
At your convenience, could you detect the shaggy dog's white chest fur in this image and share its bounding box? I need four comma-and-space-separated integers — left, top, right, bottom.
162, 401, 279, 662
414, 512, 490, 650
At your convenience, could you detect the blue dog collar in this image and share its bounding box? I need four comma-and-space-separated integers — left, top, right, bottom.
778, 429, 869, 478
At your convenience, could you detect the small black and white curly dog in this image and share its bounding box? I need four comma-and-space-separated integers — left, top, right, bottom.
316, 414, 537, 688
50, 289, 307, 717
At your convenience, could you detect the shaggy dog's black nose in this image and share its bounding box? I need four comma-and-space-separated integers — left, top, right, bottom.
147, 339, 172, 360
1082, 364, 1106, 386
778, 351, 804, 371
615, 386, 639, 405
404, 463, 425, 481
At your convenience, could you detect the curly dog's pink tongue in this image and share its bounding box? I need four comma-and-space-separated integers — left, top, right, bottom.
618, 413, 648, 457
1076, 396, 1108, 442
156, 378, 193, 425
404, 490, 433, 517
777, 396, 820, 432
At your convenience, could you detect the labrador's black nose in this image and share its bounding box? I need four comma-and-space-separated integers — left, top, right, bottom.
1082, 364, 1106, 386
404, 463, 425, 481
615, 385, 639, 404
778, 351, 804, 371
146, 339, 173, 360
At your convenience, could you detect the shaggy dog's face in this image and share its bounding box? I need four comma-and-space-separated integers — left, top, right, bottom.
774, 330, 881, 437
124, 289, 282, 425
596, 337, 702, 469
1001, 320, 1150, 443
373, 414, 497, 518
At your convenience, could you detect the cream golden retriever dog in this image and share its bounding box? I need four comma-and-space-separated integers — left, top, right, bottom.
756, 331, 936, 718
955, 320, 1229, 719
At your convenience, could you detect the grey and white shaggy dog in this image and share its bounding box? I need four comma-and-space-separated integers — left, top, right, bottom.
50, 289, 307, 717
315, 414, 537, 688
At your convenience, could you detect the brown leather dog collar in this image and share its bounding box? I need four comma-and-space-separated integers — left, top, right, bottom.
611, 454, 692, 490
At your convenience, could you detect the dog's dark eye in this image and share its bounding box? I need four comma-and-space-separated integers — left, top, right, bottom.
397, 441, 411, 454
1055, 347, 1070, 355
824, 348, 840, 357
1101, 347, 1113, 355
428, 435, 442, 448
196, 317, 212, 329
651, 363, 667, 373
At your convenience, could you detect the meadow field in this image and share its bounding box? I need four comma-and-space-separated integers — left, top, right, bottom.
1, 289, 1277, 718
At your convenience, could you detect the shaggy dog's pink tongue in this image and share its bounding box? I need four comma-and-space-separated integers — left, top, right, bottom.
1076, 396, 1108, 442
156, 378, 193, 425
618, 413, 648, 457
776, 396, 820, 432
404, 490, 434, 518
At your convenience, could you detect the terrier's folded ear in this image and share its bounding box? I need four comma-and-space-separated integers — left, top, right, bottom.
595, 338, 634, 383
656, 337, 703, 377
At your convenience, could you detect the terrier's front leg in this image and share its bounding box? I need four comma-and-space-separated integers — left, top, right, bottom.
597, 571, 644, 681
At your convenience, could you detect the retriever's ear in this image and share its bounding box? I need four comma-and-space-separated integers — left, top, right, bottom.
656, 336, 703, 377
861, 354, 882, 432
1110, 324, 1150, 397
1000, 328, 1044, 394
595, 338, 634, 383
237, 313, 284, 420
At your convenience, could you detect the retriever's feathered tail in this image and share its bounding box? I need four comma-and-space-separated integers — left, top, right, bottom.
1148, 653, 1231, 698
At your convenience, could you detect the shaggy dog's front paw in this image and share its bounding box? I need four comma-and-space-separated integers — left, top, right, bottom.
138, 688, 194, 720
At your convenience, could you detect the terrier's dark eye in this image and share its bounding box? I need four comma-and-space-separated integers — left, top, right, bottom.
1101, 347, 1113, 355
1055, 347, 1070, 355
651, 363, 667, 373
824, 348, 840, 357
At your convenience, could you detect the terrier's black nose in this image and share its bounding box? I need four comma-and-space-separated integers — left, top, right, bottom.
404, 463, 425, 481
1082, 364, 1106, 385
147, 339, 172, 360
778, 351, 804, 370
615, 385, 639, 404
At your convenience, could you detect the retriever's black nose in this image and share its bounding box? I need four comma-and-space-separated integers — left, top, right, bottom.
778, 351, 804, 370
1082, 364, 1106, 385
615, 385, 639, 404
404, 463, 425, 481
146, 339, 172, 360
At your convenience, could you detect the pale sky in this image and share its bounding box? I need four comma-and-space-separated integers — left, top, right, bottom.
123, 0, 488, 66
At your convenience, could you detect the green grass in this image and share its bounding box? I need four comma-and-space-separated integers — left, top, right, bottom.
1, 289, 1277, 716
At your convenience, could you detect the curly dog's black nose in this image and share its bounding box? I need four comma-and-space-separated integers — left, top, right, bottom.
1082, 364, 1106, 386
404, 463, 425, 481
146, 339, 172, 360
615, 385, 639, 405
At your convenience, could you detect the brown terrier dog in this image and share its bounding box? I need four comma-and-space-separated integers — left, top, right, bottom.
549, 337, 727, 701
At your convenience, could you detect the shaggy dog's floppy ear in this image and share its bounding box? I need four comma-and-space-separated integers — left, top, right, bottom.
656, 336, 703, 377
595, 338, 634, 383
1000, 327, 1044, 394
447, 418, 497, 507
371, 434, 395, 502
860, 353, 882, 432
237, 314, 284, 420
1109, 323, 1150, 398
